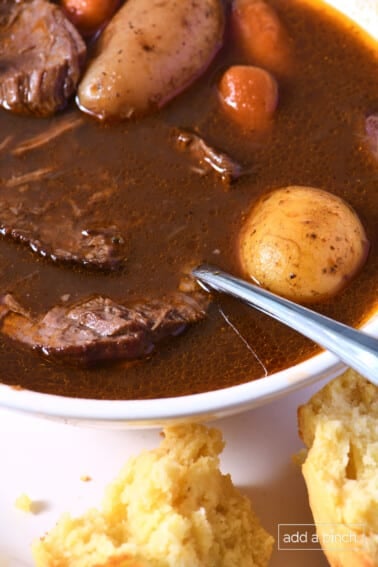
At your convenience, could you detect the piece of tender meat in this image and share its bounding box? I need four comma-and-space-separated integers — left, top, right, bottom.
0, 0, 86, 116
174, 129, 246, 184
365, 114, 378, 160
0, 292, 209, 365
0, 173, 128, 270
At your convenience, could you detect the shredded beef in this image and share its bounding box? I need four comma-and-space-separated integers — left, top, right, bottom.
174, 129, 246, 184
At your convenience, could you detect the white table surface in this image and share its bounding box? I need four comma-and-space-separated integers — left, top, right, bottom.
0, 379, 330, 567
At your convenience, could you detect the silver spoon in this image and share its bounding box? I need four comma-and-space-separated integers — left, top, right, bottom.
193, 264, 378, 385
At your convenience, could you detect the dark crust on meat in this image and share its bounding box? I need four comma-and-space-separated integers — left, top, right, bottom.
0, 0, 86, 116
0, 292, 210, 365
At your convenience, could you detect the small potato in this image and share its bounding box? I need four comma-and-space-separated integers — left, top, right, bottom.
77, 0, 224, 120
232, 0, 293, 76
218, 65, 278, 132
239, 186, 369, 303
61, 0, 120, 37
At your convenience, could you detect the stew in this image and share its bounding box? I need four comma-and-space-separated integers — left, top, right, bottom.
0, 0, 377, 399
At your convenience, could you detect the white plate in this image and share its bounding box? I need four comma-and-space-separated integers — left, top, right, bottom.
0, 379, 330, 567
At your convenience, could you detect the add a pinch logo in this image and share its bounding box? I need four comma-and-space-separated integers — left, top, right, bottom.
278, 523, 368, 551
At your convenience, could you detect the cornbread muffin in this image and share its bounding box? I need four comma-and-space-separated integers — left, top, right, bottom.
298, 369, 378, 567
32, 424, 274, 567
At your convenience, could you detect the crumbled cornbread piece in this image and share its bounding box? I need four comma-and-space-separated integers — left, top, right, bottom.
298, 369, 378, 567
15, 493, 33, 513
32, 423, 274, 567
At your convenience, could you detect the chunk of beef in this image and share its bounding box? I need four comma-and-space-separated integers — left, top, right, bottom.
0, 0, 86, 116
174, 129, 246, 184
0, 292, 209, 365
0, 169, 128, 269
0, 212, 127, 269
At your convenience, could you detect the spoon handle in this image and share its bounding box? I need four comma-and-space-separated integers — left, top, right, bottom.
193, 264, 378, 385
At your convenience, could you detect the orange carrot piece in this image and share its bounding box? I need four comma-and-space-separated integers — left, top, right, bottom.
232, 0, 293, 75
218, 65, 278, 132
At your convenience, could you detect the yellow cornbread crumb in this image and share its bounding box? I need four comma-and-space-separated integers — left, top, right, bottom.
80, 475, 92, 482
32, 424, 274, 567
15, 493, 33, 513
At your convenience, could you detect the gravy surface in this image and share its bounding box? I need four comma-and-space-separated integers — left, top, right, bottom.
0, 0, 377, 399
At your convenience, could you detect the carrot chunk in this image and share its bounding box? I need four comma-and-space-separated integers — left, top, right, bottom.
232, 0, 293, 75
218, 65, 278, 132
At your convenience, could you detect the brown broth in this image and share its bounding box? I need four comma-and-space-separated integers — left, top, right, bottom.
0, 0, 377, 399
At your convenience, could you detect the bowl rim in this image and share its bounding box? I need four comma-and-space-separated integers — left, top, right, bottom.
0, 0, 377, 425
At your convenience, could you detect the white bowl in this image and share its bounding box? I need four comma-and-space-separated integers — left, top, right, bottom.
0, 0, 377, 427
